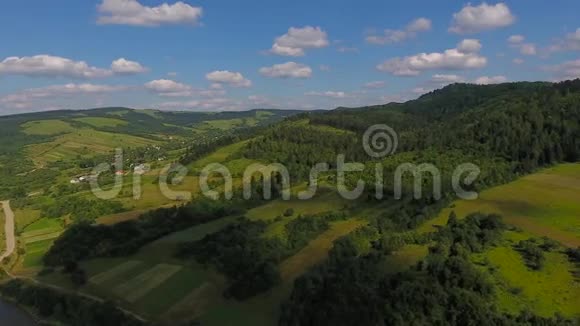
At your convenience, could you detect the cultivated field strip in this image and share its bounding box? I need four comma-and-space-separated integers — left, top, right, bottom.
89, 260, 143, 285
23, 231, 62, 244
114, 263, 182, 303
21, 227, 62, 238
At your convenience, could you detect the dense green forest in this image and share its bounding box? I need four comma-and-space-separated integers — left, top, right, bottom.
279, 213, 576, 326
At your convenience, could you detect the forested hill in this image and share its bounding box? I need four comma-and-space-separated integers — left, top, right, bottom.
242, 79, 580, 179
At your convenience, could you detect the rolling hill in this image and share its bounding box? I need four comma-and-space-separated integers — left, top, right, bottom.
2, 80, 580, 326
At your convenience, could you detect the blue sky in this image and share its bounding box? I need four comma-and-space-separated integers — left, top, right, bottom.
0, 0, 579, 115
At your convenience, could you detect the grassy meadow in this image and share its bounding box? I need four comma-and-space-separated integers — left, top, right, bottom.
420, 163, 580, 247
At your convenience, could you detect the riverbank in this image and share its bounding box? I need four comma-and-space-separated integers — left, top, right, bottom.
0, 296, 39, 326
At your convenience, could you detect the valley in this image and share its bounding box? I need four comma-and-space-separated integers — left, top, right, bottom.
1, 81, 580, 325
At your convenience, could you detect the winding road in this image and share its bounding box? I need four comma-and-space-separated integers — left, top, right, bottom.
0, 200, 15, 262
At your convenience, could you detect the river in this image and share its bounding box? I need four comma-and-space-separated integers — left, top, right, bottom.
0, 299, 37, 325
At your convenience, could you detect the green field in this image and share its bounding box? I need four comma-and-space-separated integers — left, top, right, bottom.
18, 218, 64, 270
26, 129, 159, 165
21, 120, 75, 135
421, 163, 580, 247
74, 117, 128, 128
471, 230, 580, 318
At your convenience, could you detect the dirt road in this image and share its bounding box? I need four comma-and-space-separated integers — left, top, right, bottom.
0, 200, 15, 262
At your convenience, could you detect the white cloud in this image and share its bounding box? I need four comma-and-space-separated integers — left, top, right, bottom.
337, 46, 359, 53
167, 72, 178, 77
508, 35, 525, 44
474, 75, 508, 84
319, 65, 331, 72
513, 58, 524, 65
548, 28, 580, 53
158, 98, 239, 111
0, 55, 112, 78
259, 62, 312, 78
450, 3, 515, 34
545, 59, 580, 81
270, 26, 329, 56
457, 39, 482, 53
144, 79, 226, 97
366, 18, 431, 45
97, 0, 203, 27
205, 70, 252, 88
506, 35, 536, 56
0, 83, 128, 110
519, 44, 537, 55
0, 55, 148, 78
364, 81, 386, 89
305, 91, 348, 98
376, 39, 487, 76
431, 74, 465, 83
144, 79, 192, 97
111, 58, 148, 74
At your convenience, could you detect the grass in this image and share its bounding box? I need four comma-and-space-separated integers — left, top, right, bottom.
188, 140, 252, 175
279, 219, 367, 281
473, 231, 580, 318
114, 263, 183, 303
421, 163, 580, 247
246, 190, 348, 240
16, 218, 64, 270
381, 244, 429, 274
26, 129, 159, 165
196, 118, 258, 130
21, 239, 54, 268
89, 260, 143, 285
74, 117, 128, 128
14, 209, 41, 232
22, 217, 61, 233
21, 120, 75, 135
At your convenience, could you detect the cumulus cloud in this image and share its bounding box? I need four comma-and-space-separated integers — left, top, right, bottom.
545, 59, 580, 81
450, 3, 515, 34
457, 39, 482, 53
376, 39, 487, 76
0, 55, 112, 78
337, 46, 359, 53
111, 58, 148, 74
519, 44, 537, 55
0, 83, 128, 111
508, 35, 525, 44
205, 70, 252, 88
158, 98, 240, 111
259, 62, 312, 78
513, 58, 524, 65
548, 28, 580, 53
474, 75, 508, 84
366, 17, 431, 45
0, 55, 147, 78
144, 79, 226, 97
305, 91, 348, 98
97, 0, 203, 27
431, 74, 465, 84
507, 35, 536, 56
144, 79, 192, 97
364, 81, 386, 89
270, 26, 329, 56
